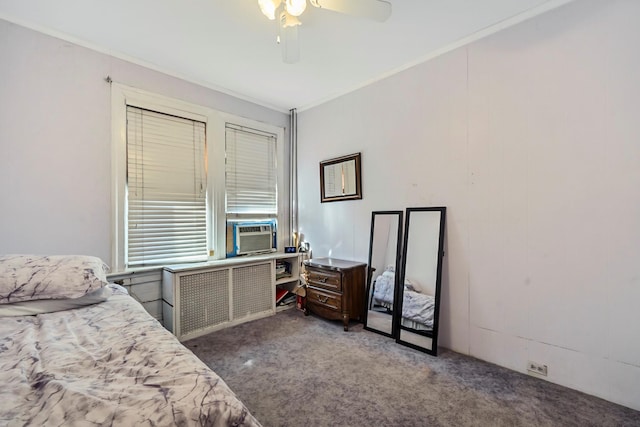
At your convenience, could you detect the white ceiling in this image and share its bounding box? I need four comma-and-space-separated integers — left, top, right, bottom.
0, 0, 572, 112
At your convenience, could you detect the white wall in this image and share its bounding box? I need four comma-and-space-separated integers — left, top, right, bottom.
0, 19, 289, 266
298, 0, 640, 411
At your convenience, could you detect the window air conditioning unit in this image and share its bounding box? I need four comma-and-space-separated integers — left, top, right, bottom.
231, 221, 276, 256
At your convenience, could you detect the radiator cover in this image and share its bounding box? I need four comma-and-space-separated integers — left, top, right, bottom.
232, 263, 273, 319
163, 260, 274, 340
180, 269, 230, 337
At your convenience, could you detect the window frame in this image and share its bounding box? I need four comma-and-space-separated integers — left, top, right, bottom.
111, 84, 285, 272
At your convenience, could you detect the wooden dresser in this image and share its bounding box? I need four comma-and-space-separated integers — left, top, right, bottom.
304, 258, 367, 331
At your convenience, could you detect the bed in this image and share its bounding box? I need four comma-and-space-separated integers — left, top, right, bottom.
372, 268, 435, 331
0, 254, 260, 426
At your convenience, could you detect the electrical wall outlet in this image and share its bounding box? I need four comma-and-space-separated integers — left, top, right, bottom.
527, 361, 548, 376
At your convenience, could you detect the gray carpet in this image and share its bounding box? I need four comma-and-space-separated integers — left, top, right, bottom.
185, 309, 639, 427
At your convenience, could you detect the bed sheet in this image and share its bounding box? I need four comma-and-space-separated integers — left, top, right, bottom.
0, 289, 260, 426
372, 274, 435, 329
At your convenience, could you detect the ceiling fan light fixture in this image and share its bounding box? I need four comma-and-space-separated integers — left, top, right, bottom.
258, 0, 392, 64
258, 0, 282, 20
285, 0, 307, 17
280, 10, 302, 28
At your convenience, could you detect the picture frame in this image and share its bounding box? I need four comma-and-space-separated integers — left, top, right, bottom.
320, 152, 362, 203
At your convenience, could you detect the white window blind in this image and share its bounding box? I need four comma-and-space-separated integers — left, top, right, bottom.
126, 106, 208, 266
225, 124, 277, 215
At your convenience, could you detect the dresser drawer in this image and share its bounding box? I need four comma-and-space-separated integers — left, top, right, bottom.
307, 267, 342, 292
307, 287, 342, 312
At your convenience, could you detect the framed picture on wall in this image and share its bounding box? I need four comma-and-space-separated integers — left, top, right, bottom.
320, 152, 362, 203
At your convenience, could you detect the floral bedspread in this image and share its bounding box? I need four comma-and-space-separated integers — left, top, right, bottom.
0, 289, 260, 426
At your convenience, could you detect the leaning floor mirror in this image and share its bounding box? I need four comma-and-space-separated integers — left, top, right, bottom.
364, 211, 403, 337
395, 207, 446, 355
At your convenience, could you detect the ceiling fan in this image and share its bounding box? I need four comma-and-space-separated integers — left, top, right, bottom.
257, 0, 392, 63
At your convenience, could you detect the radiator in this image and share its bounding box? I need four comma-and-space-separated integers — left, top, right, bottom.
180, 269, 230, 337
232, 263, 273, 319
162, 260, 274, 341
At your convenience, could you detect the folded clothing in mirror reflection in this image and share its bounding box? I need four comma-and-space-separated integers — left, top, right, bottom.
372, 267, 434, 331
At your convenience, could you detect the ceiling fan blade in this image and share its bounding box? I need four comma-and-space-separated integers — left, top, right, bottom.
310, 0, 391, 22
280, 20, 300, 63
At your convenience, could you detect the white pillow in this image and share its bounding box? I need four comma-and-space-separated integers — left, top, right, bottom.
0, 255, 110, 304
0, 286, 112, 317
404, 278, 419, 292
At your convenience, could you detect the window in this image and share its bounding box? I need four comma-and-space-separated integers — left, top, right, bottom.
225, 124, 277, 220
111, 85, 285, 271
126, 106, 208, 266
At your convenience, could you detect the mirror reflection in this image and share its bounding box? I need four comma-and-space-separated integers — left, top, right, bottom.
364, 211, 403, 337
396, 207, 446, 356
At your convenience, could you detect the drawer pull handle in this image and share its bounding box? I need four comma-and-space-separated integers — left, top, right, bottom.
319, 277, 327, 283
317, 295, 329, 303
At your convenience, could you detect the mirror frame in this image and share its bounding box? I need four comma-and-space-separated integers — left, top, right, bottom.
363, 210, 404, 338
319, 152, 362, 203
395, 206, 446, 356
